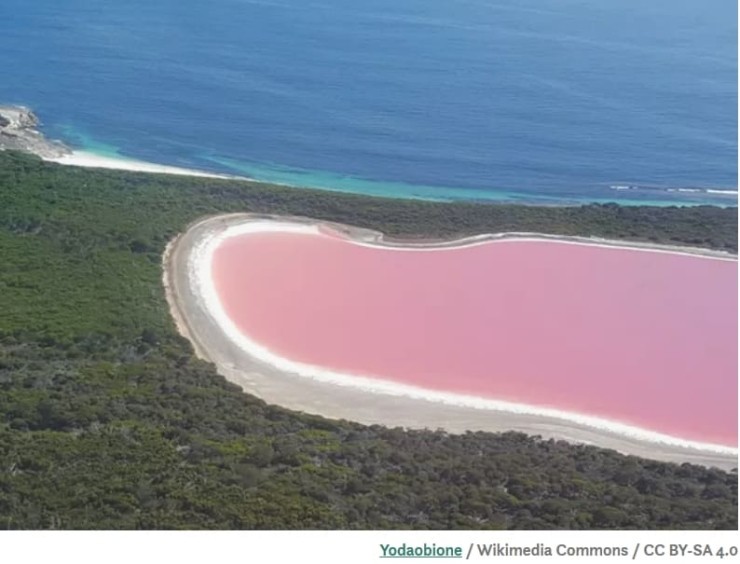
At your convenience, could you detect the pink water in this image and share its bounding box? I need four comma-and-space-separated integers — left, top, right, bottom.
212, 230, 738, 446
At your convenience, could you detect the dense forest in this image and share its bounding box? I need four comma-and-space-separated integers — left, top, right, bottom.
0, 150, 737, 529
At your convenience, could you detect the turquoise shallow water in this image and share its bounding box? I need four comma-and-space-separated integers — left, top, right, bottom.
56, 125, 124, 160
204, 154, 690, 207
0, 0, 736, 205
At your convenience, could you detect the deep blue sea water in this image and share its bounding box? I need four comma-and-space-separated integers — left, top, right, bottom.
0, 0, 736, 205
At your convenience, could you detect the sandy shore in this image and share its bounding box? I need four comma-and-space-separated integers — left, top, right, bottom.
47, 150, 240, 179
0, 104, 242, 179
163, 213, 738, 470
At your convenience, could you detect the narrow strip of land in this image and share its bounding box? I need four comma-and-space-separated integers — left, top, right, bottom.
164, 213, 738, 470
48, 150, 236, 179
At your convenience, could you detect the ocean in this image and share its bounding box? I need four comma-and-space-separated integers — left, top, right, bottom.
0, 0, 736, 205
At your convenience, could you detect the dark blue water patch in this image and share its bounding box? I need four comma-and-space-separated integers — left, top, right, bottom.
0, 0, 736, 205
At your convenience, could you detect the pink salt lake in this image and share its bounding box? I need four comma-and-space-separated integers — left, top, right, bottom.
212, 229, 738, 447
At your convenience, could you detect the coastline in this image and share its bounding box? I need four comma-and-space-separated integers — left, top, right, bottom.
0, 105, 245, 181
46, 149, 240, 180
2, 104, 737, 207
41, 152, 740, 207
163, 213, 738, 470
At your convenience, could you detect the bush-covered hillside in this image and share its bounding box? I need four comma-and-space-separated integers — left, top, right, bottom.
0, 151, 736, 529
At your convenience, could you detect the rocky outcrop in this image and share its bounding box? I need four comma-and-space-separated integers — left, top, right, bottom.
0, 105, 71, 159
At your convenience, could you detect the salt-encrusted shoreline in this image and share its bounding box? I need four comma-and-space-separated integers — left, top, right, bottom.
163, 213, 738, 470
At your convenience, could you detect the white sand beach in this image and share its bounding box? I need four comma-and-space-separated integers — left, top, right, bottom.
47, 150, 238, 179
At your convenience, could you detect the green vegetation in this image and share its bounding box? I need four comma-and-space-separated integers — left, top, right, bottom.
0, 150, 737, 529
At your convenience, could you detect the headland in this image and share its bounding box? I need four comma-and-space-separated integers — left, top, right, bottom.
0, 105, 70, 159
0, 105, 233, 179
